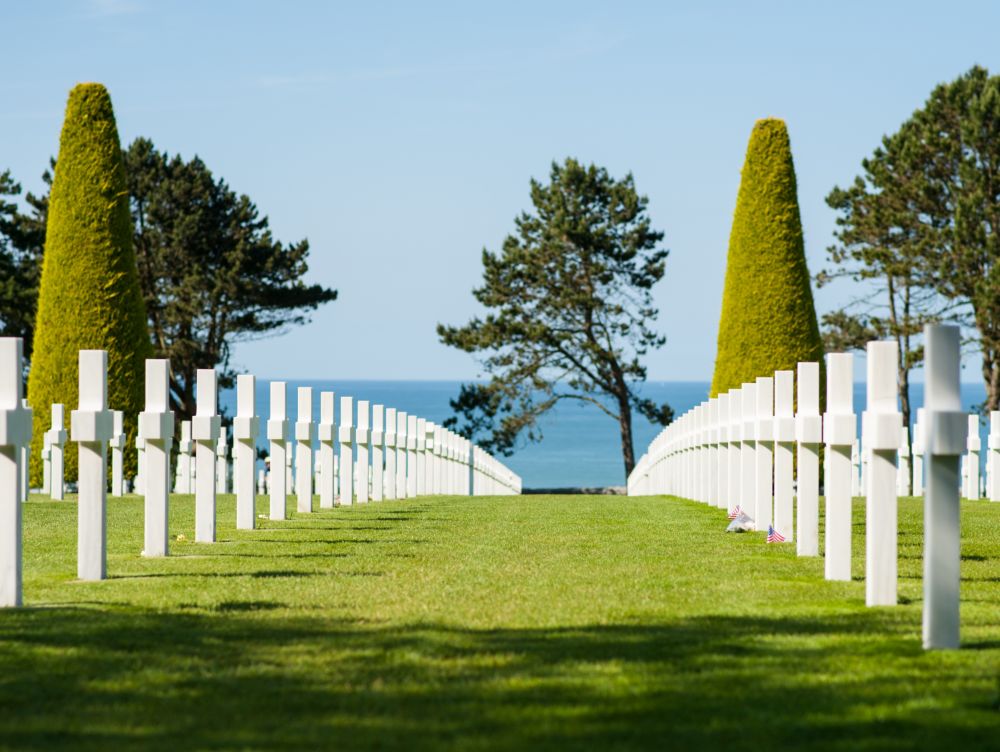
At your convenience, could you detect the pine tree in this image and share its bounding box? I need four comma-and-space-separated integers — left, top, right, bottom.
711, 119, 823, 396
27, 83, 151, 485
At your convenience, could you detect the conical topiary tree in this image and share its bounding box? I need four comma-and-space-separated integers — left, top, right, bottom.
710, 118, 823, 397
28, 83, 151, 486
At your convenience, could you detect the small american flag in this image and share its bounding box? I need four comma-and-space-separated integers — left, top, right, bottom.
728, 506, 742, 520
767, 525, 785, 543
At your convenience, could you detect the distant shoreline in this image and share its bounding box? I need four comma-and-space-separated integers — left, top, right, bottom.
523, 486, 626, 496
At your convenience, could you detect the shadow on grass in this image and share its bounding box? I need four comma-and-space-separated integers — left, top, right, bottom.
0, 608, 996, 751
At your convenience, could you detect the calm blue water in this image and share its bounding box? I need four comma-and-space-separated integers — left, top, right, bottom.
218, 380, 990, 489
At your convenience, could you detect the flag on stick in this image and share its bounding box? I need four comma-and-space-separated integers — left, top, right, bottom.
766, 525, 785, 543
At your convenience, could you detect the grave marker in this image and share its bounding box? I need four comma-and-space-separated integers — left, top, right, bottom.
356, 400, 370, 504
372, 404, 385, 501
965, 414, 981, 500
773, 370, 795, 541
416, 417, 427, 496
296, 387, 315, 513
216, 426, 229, 495
109, 410, 125, 496
41, 432, 51, 496
406, 414, 418, 498
384, 407, 397, 500
177, 421, 192, 493
318, 391, 336, 509
755, 376, 774, 531
138, 359, 174, 556
0, 338, 30, 606
824, 353, 855, 580
727, 388, 741, 516
193, 369, 221, 542
796, 362, 822, 557
397, 411, 408, 499
267, 382, 289, 519
865, 341, 902, 606
338, 396, 354, 505
913, 409, 926, 497
71, 350, 113, 580
989, 411, 1000, 502
46, 404, 66, 500
922, 324, 965, 649
234, 375, 259, 529
741, 383, 756, 526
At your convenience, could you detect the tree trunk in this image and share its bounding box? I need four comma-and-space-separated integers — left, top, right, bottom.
616, 390, 636, 481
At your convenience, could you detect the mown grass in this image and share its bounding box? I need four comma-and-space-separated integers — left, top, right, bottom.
1, 491, 999, 750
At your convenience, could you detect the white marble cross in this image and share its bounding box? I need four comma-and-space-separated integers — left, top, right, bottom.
317, 391, 335, 509
267, 381, 289, 520
46, 404, 66, 500
338, 396, 354, 506
864, 341, 902, 607
754, 376, 774, 532
773, 371, 795, 541
922, 324, 965, 649
216, 426, 229, 495
177, 421, 192, 494
356, 400, 370, 504
824, 353, 855, 579
384, 407, 397, 500
898, 425, 911, 497
233, 375, 259, 529
41, 431, 51, 496
965, 414, 981, 500
71, 350, 113, 581
398, 411, 410, 499
193, 369, 221, 542
740, 383, 756, 527
726, 388, 741, 517
416, 417, 427, 496
135, 436, 145, 495
18, 399, 28, 502
988, 410, 1000, 502
0, 338, 31, 606
295, 387, 314, 513
913, 410, 926, 497
372, 404, 385, 501
796, 362, 822, 557
109, 410, 125, 497
138, 359, 174, 556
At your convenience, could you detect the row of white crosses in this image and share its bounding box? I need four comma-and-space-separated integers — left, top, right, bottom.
1, 348, 521, 607
159, 376, 521, 533
628, 325, 970, 650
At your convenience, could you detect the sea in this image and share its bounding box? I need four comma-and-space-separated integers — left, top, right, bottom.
219, 380, 990, 490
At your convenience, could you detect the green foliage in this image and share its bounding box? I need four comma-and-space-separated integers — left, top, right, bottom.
899, 66, 1000, 412
0, 168, 45, 357
26, 84, 151, 484
711, 119, 823, 396
124, 138, 336, 423
438, 158, 672, 479
6, 492, 1000, 748
818, 123, 944, 431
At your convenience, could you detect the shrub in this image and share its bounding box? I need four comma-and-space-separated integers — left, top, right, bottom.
28, 83, 151, 484
711, 119, 823, 396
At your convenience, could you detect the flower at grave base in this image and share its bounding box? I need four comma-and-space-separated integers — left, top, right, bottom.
175, 534, 186, 542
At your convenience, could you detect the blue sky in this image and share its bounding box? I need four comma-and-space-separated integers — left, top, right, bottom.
4, 1, 999, 381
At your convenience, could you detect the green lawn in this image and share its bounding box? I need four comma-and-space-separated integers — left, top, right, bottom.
2, 492, 999, 750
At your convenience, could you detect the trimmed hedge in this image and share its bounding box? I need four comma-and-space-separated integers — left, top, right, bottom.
710, 119, 823, 397
27, 83, 151, 485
